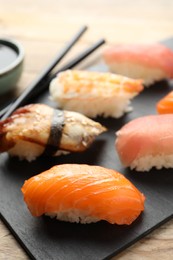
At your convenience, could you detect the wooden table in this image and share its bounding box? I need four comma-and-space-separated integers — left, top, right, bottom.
0, 0, 173, 259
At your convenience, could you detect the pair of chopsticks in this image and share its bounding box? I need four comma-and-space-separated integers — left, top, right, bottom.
1, 26, 105, 120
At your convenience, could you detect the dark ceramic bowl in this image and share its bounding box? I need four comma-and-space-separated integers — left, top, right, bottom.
0, 38, 24, 95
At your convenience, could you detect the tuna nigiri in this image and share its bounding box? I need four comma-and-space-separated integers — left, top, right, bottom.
116, 114, 173, 171
49, 70, 143, 118
21, 164, 145, 225
157, 91, 173, 114
0, 104, 106, 161
103, 43, 173, 86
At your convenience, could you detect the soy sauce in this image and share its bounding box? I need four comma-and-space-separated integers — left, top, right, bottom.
0, 44, 18, 70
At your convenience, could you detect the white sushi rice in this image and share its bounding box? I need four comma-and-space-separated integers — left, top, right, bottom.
8, 140, 70, 161
50, 78, 135, 118
8, 140, 44, 161
46, 209, 99, 224
108, 62, 167, 86
130, 154, 173, 172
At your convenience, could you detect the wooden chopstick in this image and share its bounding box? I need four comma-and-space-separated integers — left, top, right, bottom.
1, 38, 105, 119
0, 25, 88, 120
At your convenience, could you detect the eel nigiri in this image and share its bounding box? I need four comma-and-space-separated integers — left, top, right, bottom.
157, 91, 173, 114
116, 114, 173, 171
0, 104, 106, 161
103, 43, 173, 86
49, 70, 143, 118
21, 164, 145, 225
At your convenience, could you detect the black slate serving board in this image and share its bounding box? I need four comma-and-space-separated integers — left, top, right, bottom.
1, 38, 173, 260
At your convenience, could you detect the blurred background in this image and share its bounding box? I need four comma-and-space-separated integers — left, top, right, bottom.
0, 0, 173, 94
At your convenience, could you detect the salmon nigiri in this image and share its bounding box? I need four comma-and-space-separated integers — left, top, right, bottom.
21, 164, 145, 225
50, 70, 143, 118
157, 91, 173, 114
103, 43, 173, 86
116, 114, 173, 171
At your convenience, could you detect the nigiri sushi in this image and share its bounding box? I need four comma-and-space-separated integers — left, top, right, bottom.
0, 104, 106, 161
157, 91, 173, 114
49, 70, 143, 118
103, 43, 173, 86
116, 114, 173, 171
21, 164, 145, 225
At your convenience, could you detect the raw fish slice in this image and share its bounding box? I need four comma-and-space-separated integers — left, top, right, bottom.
116, 114, 173, 171
103, 43, 173, 86
157, 91, 173, 114
21, 164, 145, 225
50, 70, 143, 118
0, 104, 106, 161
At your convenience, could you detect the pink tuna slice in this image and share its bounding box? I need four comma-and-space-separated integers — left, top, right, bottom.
116, 114, 173, 167
104, 44, 173, 78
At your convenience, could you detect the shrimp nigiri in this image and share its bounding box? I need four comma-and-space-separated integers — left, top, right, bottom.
49, 70, 143, 118
103, 43, 173, 86
21, 164, 145, 225
116, 114, 173, 171
0, 104, 106, 161
157, 91, 173, 114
